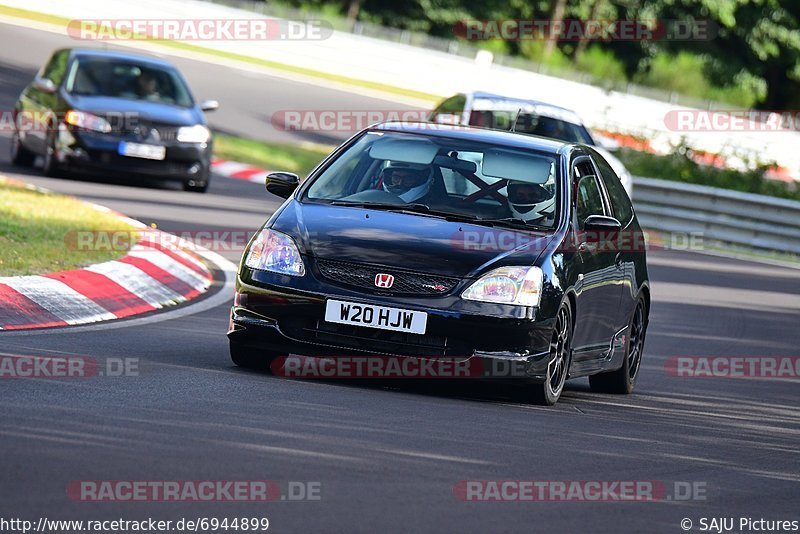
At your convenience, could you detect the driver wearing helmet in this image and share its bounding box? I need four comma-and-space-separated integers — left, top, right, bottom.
507, 181, 556, 225
381, 162, 433, 203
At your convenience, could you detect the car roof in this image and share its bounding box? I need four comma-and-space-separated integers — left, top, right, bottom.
64, 48, 176, 68
467, 91, 585, 125
371, 122, 574, 156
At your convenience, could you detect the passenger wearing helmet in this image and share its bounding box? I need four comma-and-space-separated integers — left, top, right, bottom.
507, 182, 556, 224
381, 162, 433, 203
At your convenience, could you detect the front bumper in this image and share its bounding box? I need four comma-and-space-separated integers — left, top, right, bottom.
228, 277, 556, 382
55, 127, 211, 181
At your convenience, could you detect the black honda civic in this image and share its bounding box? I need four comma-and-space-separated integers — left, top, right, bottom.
11, 48, 218, 192
228, 122, 650, 405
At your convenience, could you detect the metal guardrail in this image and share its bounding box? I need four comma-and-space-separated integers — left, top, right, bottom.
632, 177, 800, 255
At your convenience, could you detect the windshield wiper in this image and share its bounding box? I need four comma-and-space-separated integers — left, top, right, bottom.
328, 200, 411, 210
326, 200, 547, 228
477, 217, 550, 230
328, 201, 479, 221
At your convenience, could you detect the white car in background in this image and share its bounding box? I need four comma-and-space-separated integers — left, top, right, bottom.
430, 91, 634, 198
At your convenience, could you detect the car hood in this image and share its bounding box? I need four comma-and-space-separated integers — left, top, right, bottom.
66, 95, 202, 125
271, 201, 554, 279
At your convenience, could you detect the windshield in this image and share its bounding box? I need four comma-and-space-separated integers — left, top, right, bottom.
65, 57, 194, 107
304, 131, 560, 229
468, 109, 593, 144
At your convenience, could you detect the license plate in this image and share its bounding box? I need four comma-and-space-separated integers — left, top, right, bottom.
325, 299, 427, 335
118, 142, 166, 160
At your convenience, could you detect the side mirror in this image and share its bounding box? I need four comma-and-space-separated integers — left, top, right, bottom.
33, 77, 56, 94
199, 99, 219, 112
582, 215, 622, 240
265, 172, 300, 199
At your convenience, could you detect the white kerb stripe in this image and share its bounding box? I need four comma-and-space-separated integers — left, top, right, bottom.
0, 276, 116, 324
85, 261, 185, 308
168, 247, 211, 274
127, 247, 211, 292
136, 238, 209, 274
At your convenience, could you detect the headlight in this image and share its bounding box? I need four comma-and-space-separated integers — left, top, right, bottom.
176, 125, 210, 143
64, 110, 111, 133
461, 266, 544, 306
244, 229, 305, 276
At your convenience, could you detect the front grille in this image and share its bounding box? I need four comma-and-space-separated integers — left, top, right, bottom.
315, 259, 460, 296
110, 120, 181, 142
282, 318, 468, 357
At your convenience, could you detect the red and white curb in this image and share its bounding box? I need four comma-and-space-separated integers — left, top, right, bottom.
211, 158, 272, 183
0, 188, 214, 330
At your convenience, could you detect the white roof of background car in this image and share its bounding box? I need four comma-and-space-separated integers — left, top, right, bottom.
469, 91, 586, 127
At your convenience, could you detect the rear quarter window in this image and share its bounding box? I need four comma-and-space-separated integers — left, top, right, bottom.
592, 152, 633, 225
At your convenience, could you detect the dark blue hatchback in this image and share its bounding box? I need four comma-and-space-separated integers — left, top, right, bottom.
11, 48, 218, 192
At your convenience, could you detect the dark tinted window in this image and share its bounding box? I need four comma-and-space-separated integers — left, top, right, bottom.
40, 50, 70, 86
592, 151, 633, 224
514, 113, 593, 144
574, 160, 606, 229
465, 110, 593, 143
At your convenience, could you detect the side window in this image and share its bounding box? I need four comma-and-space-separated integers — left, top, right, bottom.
573, 160, 606, 230
592, 152, 633, 224
40, 50, 70, 86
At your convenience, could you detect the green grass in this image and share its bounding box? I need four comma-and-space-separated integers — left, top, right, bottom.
616, 148, 800, 202
214, 134, 333, 176
0, 179, 137, 276
0, 5, 441, 105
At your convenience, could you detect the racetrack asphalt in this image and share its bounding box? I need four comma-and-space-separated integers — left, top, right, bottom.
0, 21, 798, 534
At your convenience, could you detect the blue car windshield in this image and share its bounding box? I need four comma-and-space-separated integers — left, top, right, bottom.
65, 57, 194, 108
304, 131, 560, 229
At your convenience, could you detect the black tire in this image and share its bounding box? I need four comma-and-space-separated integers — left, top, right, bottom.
529, 301, 573, 406
183, 171, 210, 193
42, 129, 64, 177
10, 130, 35, 167
229, 341, 279, 373
589, 297, 648, 394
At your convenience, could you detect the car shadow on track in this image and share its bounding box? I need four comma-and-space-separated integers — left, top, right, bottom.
0, 159, 186, 192
230, 363, 590, 408
0, 133, 189, 192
